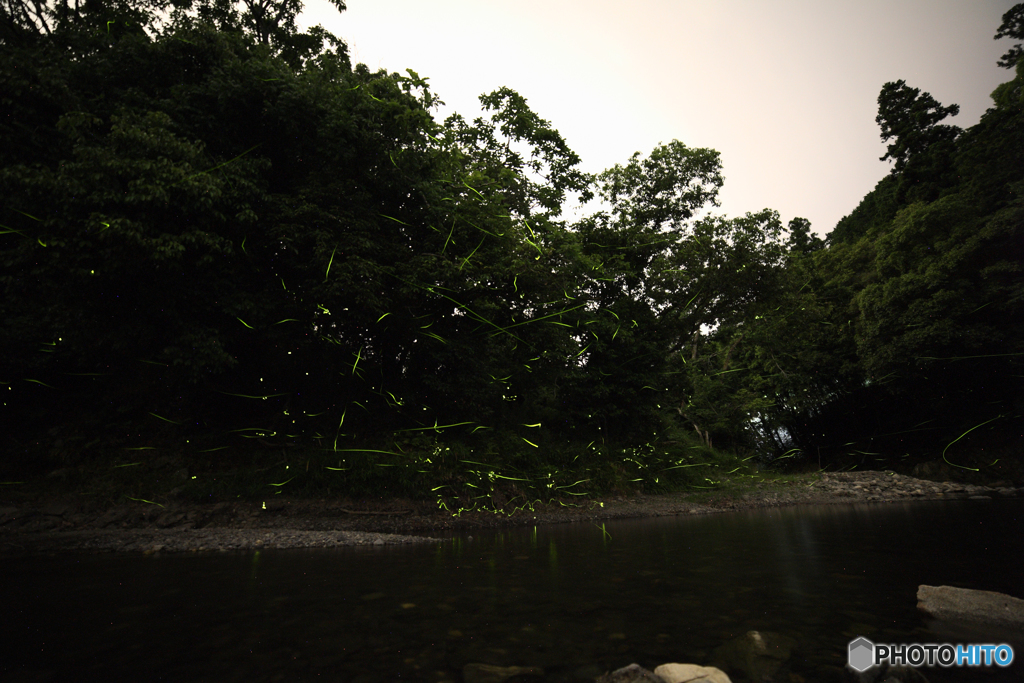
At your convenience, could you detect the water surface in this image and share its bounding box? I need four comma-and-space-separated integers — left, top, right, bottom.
3, 499, 1021, 682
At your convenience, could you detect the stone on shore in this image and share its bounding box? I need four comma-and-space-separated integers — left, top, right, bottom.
653, 662, 732, 683
917, 585, 1024, 630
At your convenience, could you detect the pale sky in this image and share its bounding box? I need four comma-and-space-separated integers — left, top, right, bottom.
297, 0, 1018, 237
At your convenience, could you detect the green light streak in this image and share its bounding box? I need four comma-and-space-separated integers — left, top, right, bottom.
463, 181, 485, 199
0, 223, 29, 237
333, 409, 347, 451
503, 303, 586, 330
442, 220, 456, 253
942, 416, 1002, 470
325, 247, 337, 281
126, 496, 164, 507
459, 236, 487, 271
917, 352, 1024, 362
13, 208, 42, 221
397, 421, 476, 433
184, 143, 261, 181
421, 331, 448, 344
379, 213, 410, 225
332, 449, 407, 457
219, 391, 287, 399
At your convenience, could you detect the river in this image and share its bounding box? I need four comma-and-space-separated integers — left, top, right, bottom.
3, 499, 1021, 682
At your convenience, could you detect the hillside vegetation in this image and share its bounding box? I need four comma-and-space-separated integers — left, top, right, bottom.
2, 1, 1022, 508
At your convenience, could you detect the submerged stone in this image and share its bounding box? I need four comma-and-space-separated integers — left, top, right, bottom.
710, 630, 796, 682
596, 663, 667, 683
462, 662, 544, 683
653, 662, 731, 683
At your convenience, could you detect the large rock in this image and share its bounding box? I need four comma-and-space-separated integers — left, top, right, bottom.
595, 663, 667, 683
917, 585, 1024, 631
653, 662, 732, 683
710, 630, 796, 683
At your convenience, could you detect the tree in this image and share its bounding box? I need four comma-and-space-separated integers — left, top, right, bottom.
0, 25, 303, 442
561, 141, 725, 442
0, 0, 348, 71
876, 80, 960, 174
0, 0, 169, 42
995, 2, 1024, 69
876, 80, 961, 202
0, 19, 410, 454
166, 0, 348, 69
804, 36, 1024, 467
785, 217, 823, 254
0, 0, 612, 465
658, 209, 791, 450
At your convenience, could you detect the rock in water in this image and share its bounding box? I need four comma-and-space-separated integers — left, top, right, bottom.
917, 585, 1024, 630
595, 663, 667, 683
462, 663, 544, 683
710, 630, 796, 682
653, 662, 732, 683
847, 663, 930, 683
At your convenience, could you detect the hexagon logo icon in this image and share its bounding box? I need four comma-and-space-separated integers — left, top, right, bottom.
848, 637, 875, 672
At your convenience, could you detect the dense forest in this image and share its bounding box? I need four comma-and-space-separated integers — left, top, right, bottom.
2, 0, 1022, 503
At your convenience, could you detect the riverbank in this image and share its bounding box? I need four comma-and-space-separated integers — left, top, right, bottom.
2, 470, 1021, 555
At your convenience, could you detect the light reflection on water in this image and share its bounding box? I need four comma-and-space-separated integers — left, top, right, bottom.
3, 499, 1021, 682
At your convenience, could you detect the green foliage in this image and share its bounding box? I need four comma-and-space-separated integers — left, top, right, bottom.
828, 174, 899, 245
786, 217, 823, 254
2, 1, 1022, 491
807, 43, 1024, 469
876, 80, 961, 203
995, 2, 1024, 69
876, 80, 960, 174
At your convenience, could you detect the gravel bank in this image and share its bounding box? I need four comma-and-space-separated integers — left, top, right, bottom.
2, 470, 1020, 555
0, 527, 439, 554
